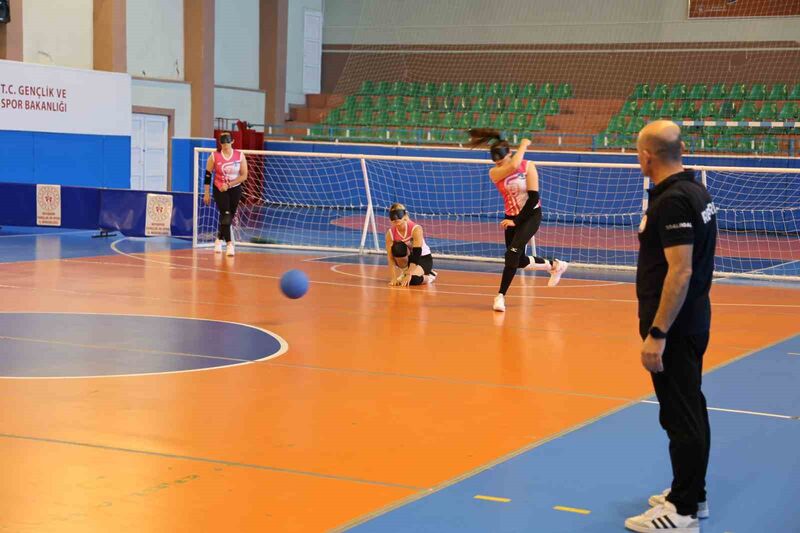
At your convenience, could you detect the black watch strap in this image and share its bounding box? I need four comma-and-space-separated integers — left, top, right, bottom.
649, 326, 667, 339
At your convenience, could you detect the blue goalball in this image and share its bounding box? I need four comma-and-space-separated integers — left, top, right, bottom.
280, 269, 309, 299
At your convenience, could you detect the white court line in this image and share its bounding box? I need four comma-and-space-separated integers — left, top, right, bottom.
0, 311, 289, 380
104, 239, 800, 308
329, 262, 626, 289
0, 229, 95, 239
639, 400, 798, 420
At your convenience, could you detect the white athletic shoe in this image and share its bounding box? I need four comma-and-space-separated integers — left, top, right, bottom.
226, 242, 235, 256
214, 239, 223, 253
547, 259, 569, 287
650, 489, 709, 519
493, 293, 506, 312
625, 502, 699, 533
426, 271, 438, 284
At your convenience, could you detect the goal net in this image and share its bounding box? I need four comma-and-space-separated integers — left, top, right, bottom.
194, 148, 800, 280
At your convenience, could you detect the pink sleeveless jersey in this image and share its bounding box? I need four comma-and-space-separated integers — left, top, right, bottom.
390, 219, 431, 257
494, 160, 541, 216
213, 149, 243, 190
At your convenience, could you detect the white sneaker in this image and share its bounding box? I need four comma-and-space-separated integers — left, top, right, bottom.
493, 293, 506, 312
425, 271, 438, 284
650, 489, 709, 519
226, 242, 235, 256
214, 239, 223, 253
625, 502, 699, 533
547, 259, 569, 287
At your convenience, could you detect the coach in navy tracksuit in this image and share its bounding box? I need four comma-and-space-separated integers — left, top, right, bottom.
625, 121, 717, 533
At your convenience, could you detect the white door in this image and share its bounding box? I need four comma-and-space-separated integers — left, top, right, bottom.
303, 9, 322, 95
131, 113, 169, 191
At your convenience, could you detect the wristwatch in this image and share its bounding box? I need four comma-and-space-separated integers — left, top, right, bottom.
649, 326, 668, 339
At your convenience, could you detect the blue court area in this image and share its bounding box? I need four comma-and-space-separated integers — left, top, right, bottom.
351, 336, 800, 533
0, 313, 284, 378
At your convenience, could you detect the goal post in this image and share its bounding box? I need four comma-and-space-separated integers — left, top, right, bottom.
193, 148, 800, 280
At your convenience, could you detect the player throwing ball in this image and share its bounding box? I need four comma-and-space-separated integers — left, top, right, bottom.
385, 203, 437, 287
468, 128, 568, 312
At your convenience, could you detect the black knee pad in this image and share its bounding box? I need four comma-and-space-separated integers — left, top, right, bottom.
409, 275, 424, 286
220, 211, 233, 225
505, 247, 522, 269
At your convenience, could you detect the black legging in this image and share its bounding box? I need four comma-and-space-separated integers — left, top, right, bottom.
499, 209, 550, 295
212, 184, 243, 242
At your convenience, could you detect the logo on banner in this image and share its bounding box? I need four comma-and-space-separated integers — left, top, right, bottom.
145, 194, 173, 236
36, 184, 62, 226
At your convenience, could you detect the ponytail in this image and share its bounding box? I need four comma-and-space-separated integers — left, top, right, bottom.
467, 128, 510, 162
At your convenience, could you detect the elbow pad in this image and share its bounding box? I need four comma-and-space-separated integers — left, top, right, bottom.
204, 170, 212, 185
514, 190, 540, 224
409, 246, 422, 264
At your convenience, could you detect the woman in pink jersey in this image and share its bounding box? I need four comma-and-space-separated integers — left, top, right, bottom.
203, 131, 249, 256
385, 203, 437, 287
468, 128, 568, 312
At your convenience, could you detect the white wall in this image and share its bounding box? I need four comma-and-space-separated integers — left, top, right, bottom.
214, 87, 266, 130
128, 0, 184, 79
323, 0, 800, 44
132, 79, 192, 138
23, 0, 93, 69
214, 0, 260, 89
286, 0, 324, 110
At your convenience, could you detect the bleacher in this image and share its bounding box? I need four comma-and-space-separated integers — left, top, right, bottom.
601, 83, 800, 154
305, 81, 573, 144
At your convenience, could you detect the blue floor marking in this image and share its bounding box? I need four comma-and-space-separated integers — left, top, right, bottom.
351, 336, 800, 533
0, 313, 284, 378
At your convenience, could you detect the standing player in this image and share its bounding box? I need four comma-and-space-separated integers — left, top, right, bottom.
385, 203, 437, 287
467, 128, 568, 312
203, 131, 248, 256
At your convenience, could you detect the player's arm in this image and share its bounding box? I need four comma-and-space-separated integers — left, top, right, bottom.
386, 231, 401, 285
398, 225, 425, 287
203, 154, 214, 205
489, 138, 531, 183
651, 244, 693, 334
229, 154, 249, 187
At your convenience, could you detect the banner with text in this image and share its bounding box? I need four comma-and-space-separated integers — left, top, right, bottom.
36, 184, 62, 226
145, 194, 173, 236
0, 60, 131, 136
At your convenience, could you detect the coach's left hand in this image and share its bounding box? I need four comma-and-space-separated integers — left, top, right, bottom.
641, 336, 666, 373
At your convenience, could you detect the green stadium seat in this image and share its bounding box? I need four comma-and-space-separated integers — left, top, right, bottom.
789, 83, 800, 99
457, 112, 474, 129
358, 80, 375, 95
621, 100, 638, 117
651, 84, 669, 99
471, 97, 487, 113
436, 82, 454, 97
524, 99, 541, 114
406, 110, 422, 125
528, 114, 547, 131
605, 115, 626, 134
758, 102, 778, 120
536, 83, 554, 98
521, 83, 537, 99
387, 128, 413, 143
420, 112, 437, 127
735, 101, 757, 120
697, 101, 717, 119
444, 129, 467, 144
342, 95, 358, 109
323, 108, 341, 125
416, 96, 434, 111
758, 137, 780, 154
718, 100, 736, 119
486, 96, 505, 112
357, 96, 374, 110
512, 113, 529, 130
637, 100, 658, 117
707, 83, 726, 99
631, 83, 650, 99
388, 111, 406, 126
503, 83, 520, 98
746, 84, 767, 100
375, 81, 391, 95
374, 96, 390, 110
727, 83, 746, 100
389, 96, 405, 111
355, 127, 384, 142
767, 83, 788, 100
657, 101, 676, 118
507, 99, 524, 113
676, 101, 697, 119
372, 110, 389, 125
305, 125, 325, 140
354, 110, 372, 125
487, 82, 502, 98
543, 99, 560, 115
669, 84, 688, 100
421, 82, 437, 97
474, 114, 492, 128
736, 137, 755, 153
625, 116, 645, 133
408, 82, 422, 96
340, 109, 358, 125
451, 82, 468, 97
493, 113, 512, 130
469, 83, 487, 98
778, 102, 798, 121
715, 136, 737, 153
555, 83, 573, 98
688, 84, 707, 100
439, 112, 456, 128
